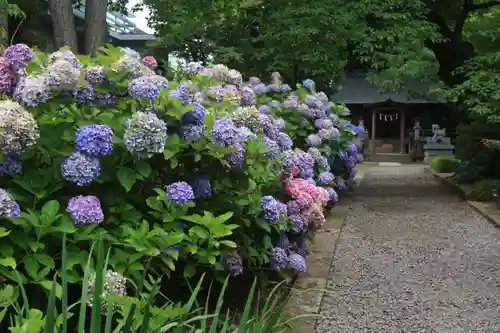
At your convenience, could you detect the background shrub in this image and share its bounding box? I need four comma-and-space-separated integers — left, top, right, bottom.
430, 156, 457, 173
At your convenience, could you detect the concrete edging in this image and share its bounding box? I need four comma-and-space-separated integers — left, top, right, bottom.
424, 167, 500, 229
283, 171, 366, 333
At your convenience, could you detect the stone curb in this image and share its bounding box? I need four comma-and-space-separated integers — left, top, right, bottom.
283, 169, 368, 333
424, 167, 500, 230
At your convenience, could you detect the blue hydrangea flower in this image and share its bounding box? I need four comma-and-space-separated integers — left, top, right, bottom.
252, 83, 268, 94
190, 175, 212, 199
325, 187, 339, 203
67, 195, 104, 225
262, 137, 279, 158
281, 84, 291, 92
0, 154, 22, 175
303, 79, 315, 90
13, 75, 51, 108
270, 247, 288, 270
260, 115, 279, 140
346, 156, 357, 169
248, 77, 261, 85
293, 150, 314, 179
84, 66, 106, 85
75, 124, 113, 157
348, 143, 358, 156
238, 127, 258, 142
74, 84, 96, 106
317, 172, 335, 186
284, 95, 299, 108
279, 150, 295, 175
169, 83, 193, 104
258, 105, 270, 114
145, 75, 169, 90
184, 62, 204, 74
181, 124, 203, 142
166, 181, 194, 205
0, 188, 20, 217
211, 118, 239, 147
289, 214, 305, 231
355, 125, 366, 137
225, 250, 243, 276
129, 76, 159, 100
182, 103, 206, 125
288, 253, 307, 273
227, 144, 245, 168
261, 195, 287, 223
277, 132, 293, 150
240, 86, 256, 106
61, 152, 100, 186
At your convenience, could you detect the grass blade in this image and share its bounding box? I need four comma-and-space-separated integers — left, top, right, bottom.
219, 310, 232, 333
122, 303, 137, 333
104, 304, 114, 333
208, 276, 230, 333
237, 278, 257, 333
61, 234, 69, 333
172, 274, 205, 333
77, 242, 96, 333
90, 239, 105, 333
15, 271, 29, 318
43, 275, 58, 333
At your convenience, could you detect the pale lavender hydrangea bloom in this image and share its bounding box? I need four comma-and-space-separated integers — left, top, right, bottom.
84, 66, 106, 85
269, 100, 280, 108
0, 101, 40, 154
87, 270, 127, 312
124, 111, 168, 159
240, 85, 256, 106
279, 150, 295, 175
166, 182, 194, 204
283, 95, 299, 108
276, 132, 293, 150
289, 214, 305, 231
293, 150, 314, 179
306, 134, 322, 147
258, 105, 270, 114
260, 115, 279, 141
169, 83, 193, 104
184, 62, 204, 74
46, 60, 80, 90
270, 247, 288, 270
248, 77, 261, 85
13, 75, 51, 107
226, 250, 243, 276
0, 57, 13, 94
325, 187, 339, 203
238, 126, 258, 142
287, 200, 301, 215
48, 50, 81, 69
0, 188, 21, 217
67, 195, 104, 225
303, 79, 314, 90
75, 124, 113, 157
262, 137, 279, 158
181, 124, 204, 142
129, 76, 159, 100
144, 75, 169, 90
61, 152, 100, 186
252, 83, 268, 94
319, 127, 339, 140
288, 253, 307, 273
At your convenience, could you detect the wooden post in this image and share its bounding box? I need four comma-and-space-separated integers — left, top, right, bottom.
400, 109, 405, 154
370, 108, 376, 152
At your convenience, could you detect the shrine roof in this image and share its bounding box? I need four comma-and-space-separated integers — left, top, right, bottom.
332, 72, 441, 104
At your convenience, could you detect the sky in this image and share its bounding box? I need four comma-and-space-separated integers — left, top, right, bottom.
126, 0, 154, 34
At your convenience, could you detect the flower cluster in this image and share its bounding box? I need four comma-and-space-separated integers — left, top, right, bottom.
87, 270, 127, 313
166, 182, 195, 205
0, 188, 21, 217
124, 111, 168, 159
67, 195, 104, 225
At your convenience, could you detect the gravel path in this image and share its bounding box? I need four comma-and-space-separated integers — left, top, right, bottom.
315, 166, 500, 333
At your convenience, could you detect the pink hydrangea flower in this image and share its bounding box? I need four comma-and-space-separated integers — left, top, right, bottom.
142, 56, 158, 69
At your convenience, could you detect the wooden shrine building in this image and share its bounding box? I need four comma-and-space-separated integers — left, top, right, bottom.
332, 71, 456, 156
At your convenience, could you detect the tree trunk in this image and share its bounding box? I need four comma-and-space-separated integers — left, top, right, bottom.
48, 0, 77, 51
83, 0, 108, 55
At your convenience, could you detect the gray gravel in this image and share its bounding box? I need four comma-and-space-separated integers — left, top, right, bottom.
314, 166, 500, 333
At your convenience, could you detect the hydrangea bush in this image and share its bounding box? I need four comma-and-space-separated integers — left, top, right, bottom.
0, 44, 363, 295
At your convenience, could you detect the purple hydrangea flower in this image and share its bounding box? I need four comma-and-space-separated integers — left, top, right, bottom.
129, 76, 159, 100
61, 152, 100, 186
279, 150, 295, 175
49, 50, 81, 69
317, 172, 335, 186
270, 247, 288, 270
95, 92, 116, 108
307, 134, 322, 147
260, 115, 279, 140
3, 44, 33, 70
261, 195, 287, 223
211, 118, 239, 147
355, 126, 366, 137
0, 57, 13, 94
166, 181, 194, 205
74, 84, 96, 106
181, 124, 203, 142
227, 144, 245, 168
190, 175, 212, 199
258, 105, 270, 114
316, 156, 330, 171
289, 214, 305, 231
303, 79, 315, 90
14, 75, 51, 107
288, 253, 307, 273
84, 67, 106, 85
274, 118, 285, 131
226, 250, 243, 276
145, 75, 169, 90
67, 195, 104, 226
281, 84, 291, 92
293, 150, 314, 178
348, 143, 358, 156
277, 132, 293, 150
346, 155, 357, 169
0, 188, 20, 217
75, 125, 113, 157
305, 177, 316, 185
319, 127, 339, 140
325, 187, 339, 203
248, 77, 261, 85
0, 153, 22, 175
238, 126, 258, 142
287, 200, 301, 215
169, 83, 193, 104
356, 153, 364, 163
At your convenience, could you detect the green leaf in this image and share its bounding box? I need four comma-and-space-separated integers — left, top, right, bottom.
0, 227, 10, 238
24, 255, 40, 280
41, 200, 60, 220
40, 280, 63, 299
34, 253, 55, 268
117, 167, 137, 193
0, 257, 16, 269
136, 161, 152, 178
220, 240, 237, 248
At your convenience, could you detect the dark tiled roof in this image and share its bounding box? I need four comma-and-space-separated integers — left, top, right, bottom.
332, 72, 438, 104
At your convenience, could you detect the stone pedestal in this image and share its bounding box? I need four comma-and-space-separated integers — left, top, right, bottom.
423, 137, 454, 164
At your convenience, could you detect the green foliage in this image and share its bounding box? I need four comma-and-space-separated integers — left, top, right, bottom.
430, 156, 457, 173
